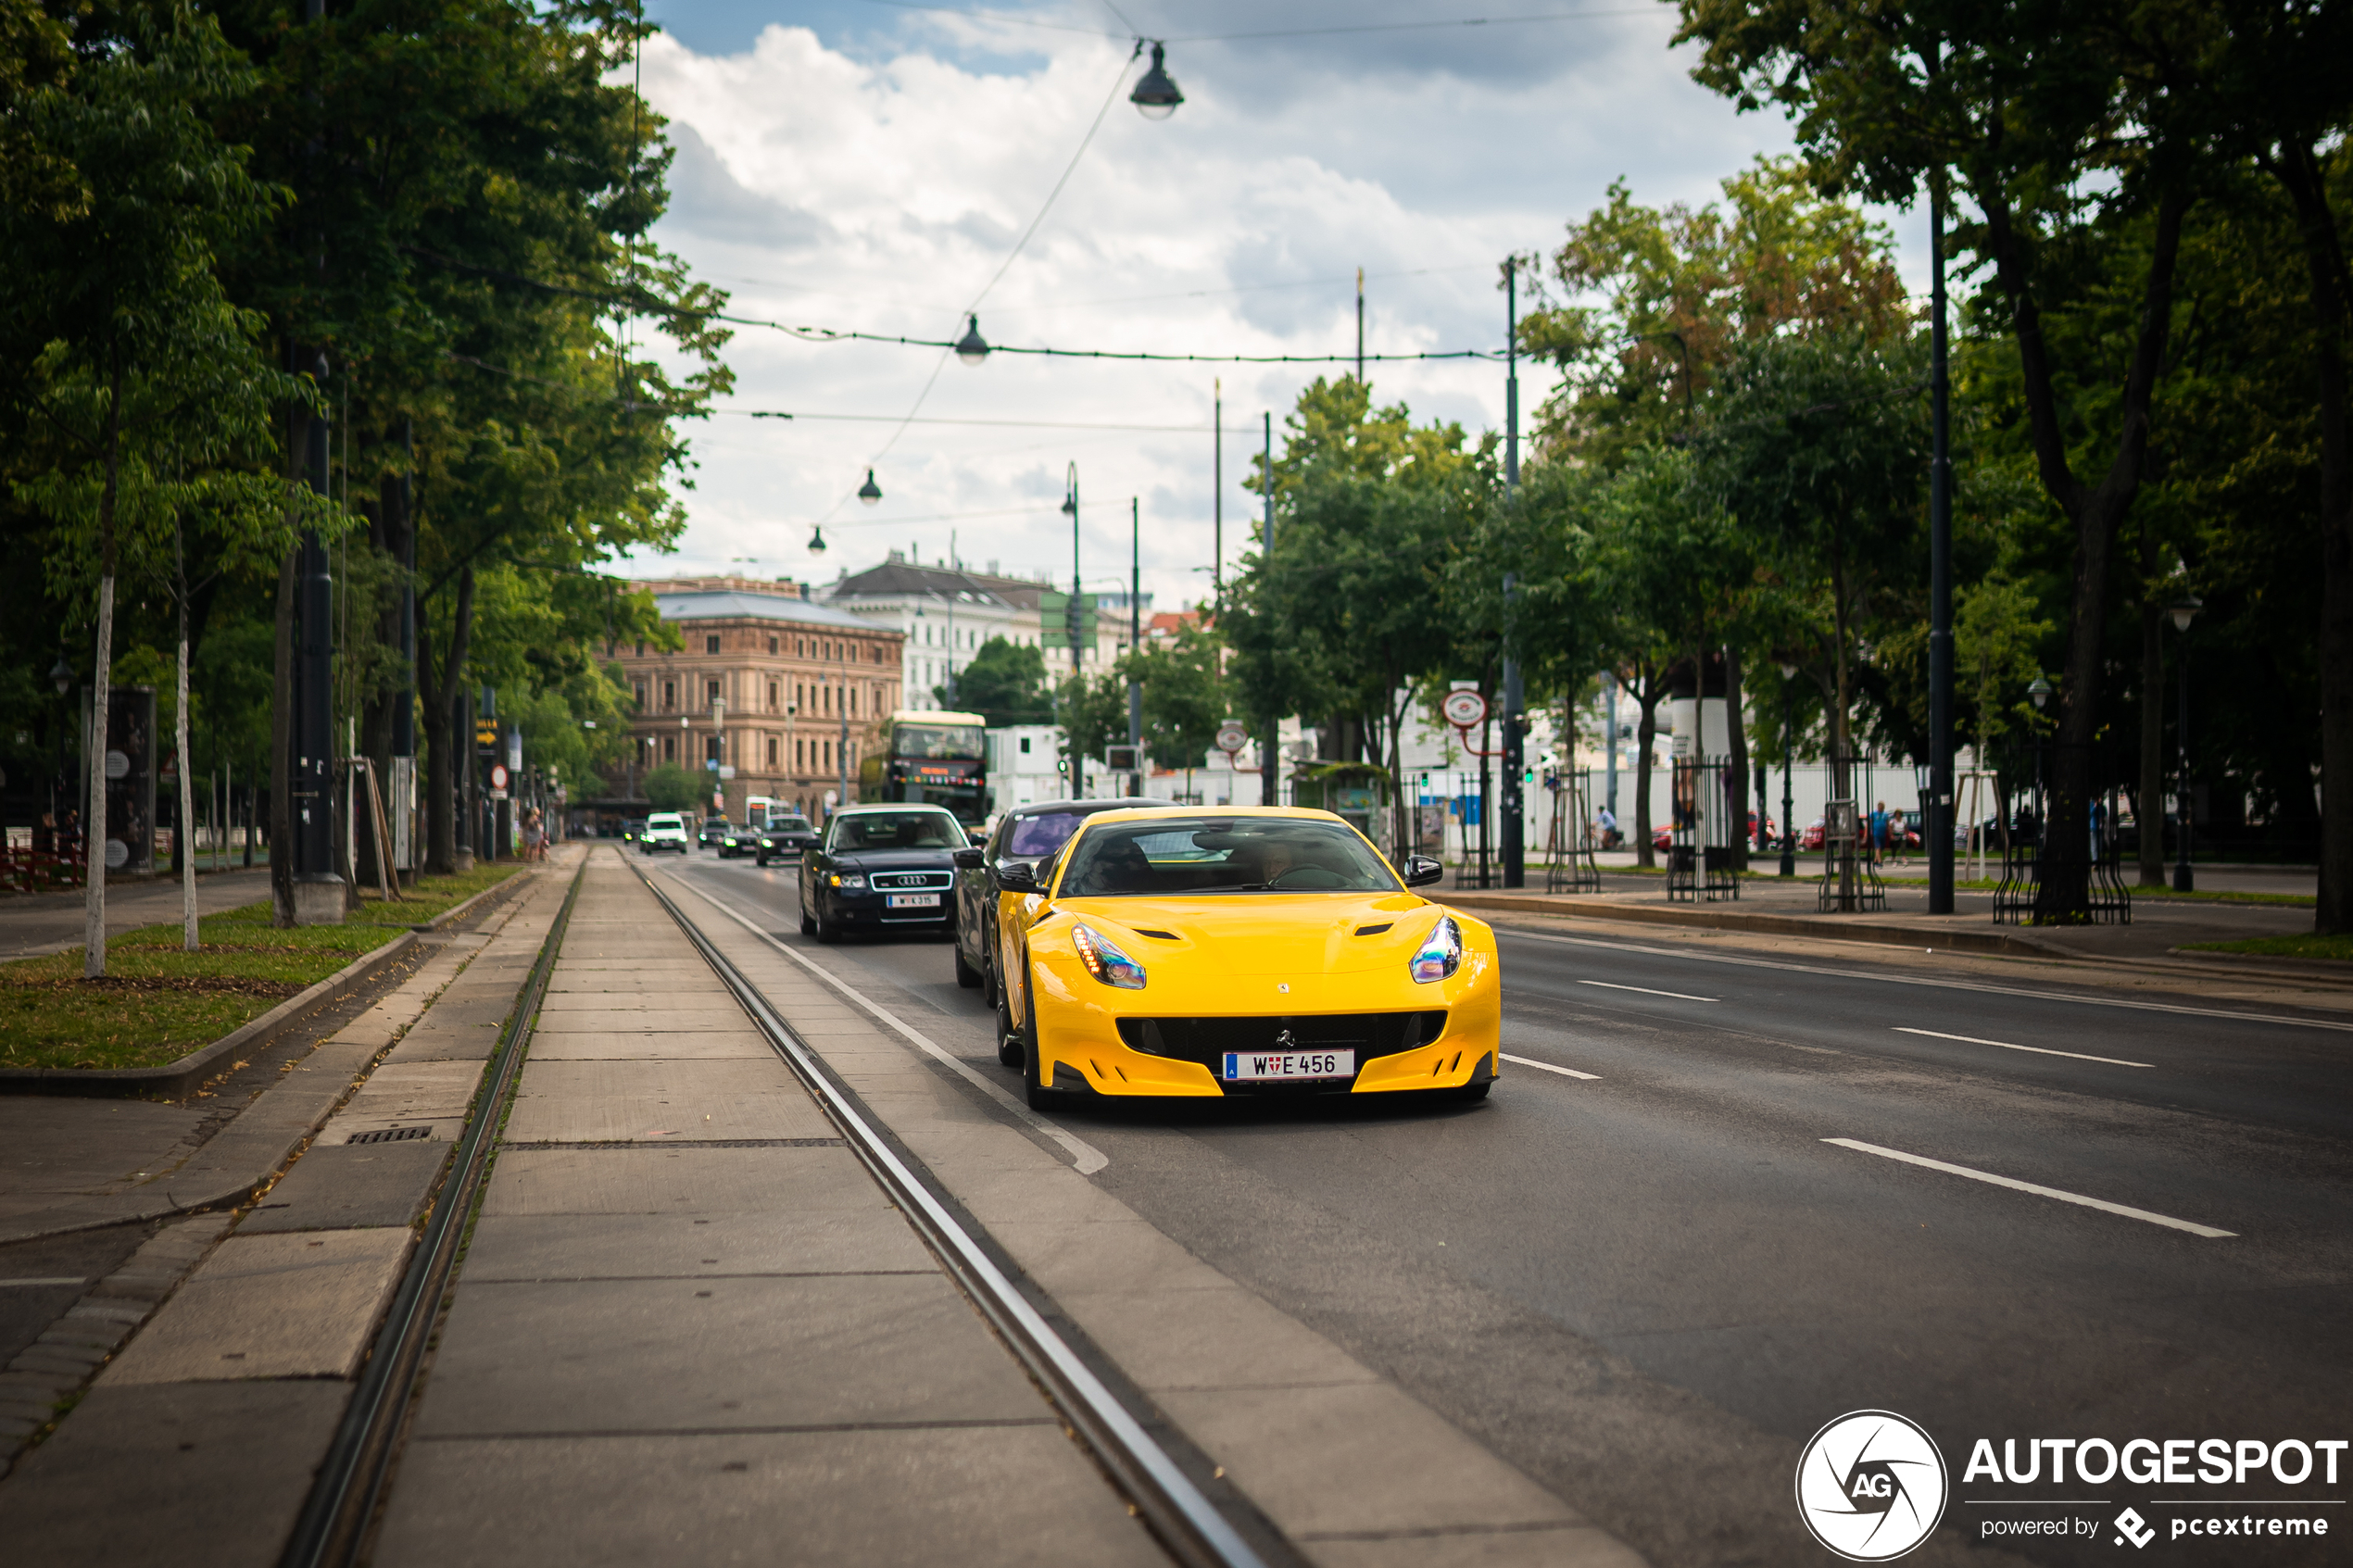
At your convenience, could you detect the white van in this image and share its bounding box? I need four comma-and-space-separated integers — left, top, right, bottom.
639, 811, 690, 854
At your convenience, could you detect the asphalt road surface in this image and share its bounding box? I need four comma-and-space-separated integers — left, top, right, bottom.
656, 850, 2353, 1567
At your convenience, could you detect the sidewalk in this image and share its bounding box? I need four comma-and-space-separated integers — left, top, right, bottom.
1439, 871, 2319, 967
0, 867, 276, 960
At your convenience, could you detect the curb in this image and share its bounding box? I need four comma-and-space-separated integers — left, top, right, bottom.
1433, 889, 2066, 959
2160, 946, 2353, 982
0, 868, 532, 1101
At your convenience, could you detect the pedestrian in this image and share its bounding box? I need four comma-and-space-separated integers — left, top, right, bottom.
1869, 800, 1887, 861
1596, 803, 1620, 850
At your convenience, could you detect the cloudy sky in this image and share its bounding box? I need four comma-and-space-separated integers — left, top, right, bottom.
620, 1, 1923, 607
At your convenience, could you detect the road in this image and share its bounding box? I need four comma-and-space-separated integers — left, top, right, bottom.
655, 850, 2353, 1567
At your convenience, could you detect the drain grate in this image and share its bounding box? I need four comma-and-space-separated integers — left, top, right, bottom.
347, 1125, 434, 1146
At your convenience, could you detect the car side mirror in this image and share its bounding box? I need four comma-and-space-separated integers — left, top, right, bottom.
951, 847, 984, 870
1403, 855, 1445, 888
995, 860, 1042, 895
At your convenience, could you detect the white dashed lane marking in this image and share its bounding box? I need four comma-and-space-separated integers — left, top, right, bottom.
1579, 980, 1717, 1002
1821, 1138, 2235, 1238
1502, 1053, 1600, 1081
1893, 1026, 2152, 1069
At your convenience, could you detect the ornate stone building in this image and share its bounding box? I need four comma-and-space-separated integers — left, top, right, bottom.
608, 577, 906, 822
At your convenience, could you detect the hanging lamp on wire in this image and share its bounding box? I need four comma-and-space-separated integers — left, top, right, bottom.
857, 469, 882, 506
807, 525, 828, 557
1129, 41, 1182, 119
953, 314, 990, 367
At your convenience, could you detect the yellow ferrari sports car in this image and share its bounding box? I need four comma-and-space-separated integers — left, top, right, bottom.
994, 807, 1501, 1110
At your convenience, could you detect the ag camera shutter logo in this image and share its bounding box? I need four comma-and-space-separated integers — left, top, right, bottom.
1795, 1410, 1949, 1561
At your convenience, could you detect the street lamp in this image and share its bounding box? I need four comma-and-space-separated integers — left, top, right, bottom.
857, 470, 882, 506
1777, 660, 1797, 877
807, 525, 827, 558
2169, 594, 2202, 891
50, 656, 70, 696
1129, 41, 1182, 119
954, 315, 989, 367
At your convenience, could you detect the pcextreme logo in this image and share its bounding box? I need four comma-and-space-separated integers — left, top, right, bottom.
1796, 1410, 1951, 1562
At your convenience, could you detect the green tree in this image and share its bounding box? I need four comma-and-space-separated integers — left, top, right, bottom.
946, 635, 1053, 727
1121, 628, 1229, 773
641, 763, 699, 813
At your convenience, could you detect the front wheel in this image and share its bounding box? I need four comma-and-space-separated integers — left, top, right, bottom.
756, 852, 769, 868
952, 941, 981, 989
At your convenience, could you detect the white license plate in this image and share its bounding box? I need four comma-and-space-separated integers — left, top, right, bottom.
885, 893, 941, 909
1223, 1049, 1353, 1082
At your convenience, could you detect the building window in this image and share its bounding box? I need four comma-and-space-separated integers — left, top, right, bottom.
661, 680, 675, 710
796, 739, 805, 769
635, 641, 645, 656
633, 682, 646, 709
662, 735, 676, 762
706, 633, 721, 655
706, 678, 721, 705
767, 681, 778, 710
1020, 736, 1031, 754
706, 735, 721, 764
768, 636, 778, 655
849, 687, 858, 716
767, 736, 778, 768
823, 741, 831, 769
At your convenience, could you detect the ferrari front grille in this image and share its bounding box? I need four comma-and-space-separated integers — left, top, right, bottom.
1115, 1010, 1447, 1068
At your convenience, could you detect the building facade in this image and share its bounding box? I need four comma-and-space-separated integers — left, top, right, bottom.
608, 577, 906, 822
818, 555, 1019, 711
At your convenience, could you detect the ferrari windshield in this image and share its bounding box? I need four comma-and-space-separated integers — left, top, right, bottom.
1059, 818, 1398, 897
826, 809, 964, 852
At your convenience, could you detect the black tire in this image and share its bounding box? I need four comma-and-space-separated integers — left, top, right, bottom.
812, 897, 839, 943
756, 852, 769, 868
1021, 977, 1070, 1110
952, 942, 981, 989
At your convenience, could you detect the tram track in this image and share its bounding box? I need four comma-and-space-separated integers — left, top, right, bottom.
623, 855, 1277, 1568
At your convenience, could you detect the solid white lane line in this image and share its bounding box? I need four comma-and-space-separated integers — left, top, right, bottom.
1580, 979, 1717, 1002
1820, 1138, 2235, 1238
658, 870, 1111, 1177
1893, 1026, 2152, 1069
0, 1277, 85, 1287
1502, 1053, 1600, 1081
1494, 925, 2353, 1035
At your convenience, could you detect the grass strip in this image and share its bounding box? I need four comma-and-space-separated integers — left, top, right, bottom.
2180, 933, 2353, 962
0, 864, 522, 1073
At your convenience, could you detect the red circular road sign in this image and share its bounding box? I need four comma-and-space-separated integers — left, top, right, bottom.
490, 764, 510, 790
1214, 721, 1249, 755
1441, 688, 1487, 729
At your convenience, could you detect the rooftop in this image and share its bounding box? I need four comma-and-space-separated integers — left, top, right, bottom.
648, 588, 881, 632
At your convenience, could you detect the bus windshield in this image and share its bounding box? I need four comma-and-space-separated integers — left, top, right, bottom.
893, 723, 983, 761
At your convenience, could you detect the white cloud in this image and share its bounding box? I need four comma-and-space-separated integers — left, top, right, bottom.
624, 6, 1813, 607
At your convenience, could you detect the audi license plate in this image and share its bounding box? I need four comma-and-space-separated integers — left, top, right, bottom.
1223, 1049, 1353, 1082
885, 892, 941, 909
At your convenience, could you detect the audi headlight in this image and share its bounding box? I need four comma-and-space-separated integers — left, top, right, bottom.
830, 872, 866, 890
1071, 923, 1147, 990
1409, 916, 1462, 984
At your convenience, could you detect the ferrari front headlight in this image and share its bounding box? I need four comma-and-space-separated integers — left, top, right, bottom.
1409, 916, 1462, 984
1072, 923, 1146, 989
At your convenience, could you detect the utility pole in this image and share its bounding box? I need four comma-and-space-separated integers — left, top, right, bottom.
1212, 379, 1222, 608
1499, 260, 1525, 887
1355, 268, 1365, 383
1128, 497, 1143, 797
292, 353, 341, 922
1260, 412, 1277, 808
1926, 122, 1957, 913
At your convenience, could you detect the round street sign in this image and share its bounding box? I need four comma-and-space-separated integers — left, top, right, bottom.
1441, 688, 1488, 730
490, 764, 510, 790
1214, 721, 1249, 754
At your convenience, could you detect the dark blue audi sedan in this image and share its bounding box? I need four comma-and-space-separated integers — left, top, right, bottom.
798, 804, 967, 942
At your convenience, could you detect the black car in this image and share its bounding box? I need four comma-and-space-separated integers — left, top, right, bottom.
799, 804, 968, 942
718, 821, 763, 858
755, 814, 818, 866
698, 817, 733, 849
950, 797, 1175, 1000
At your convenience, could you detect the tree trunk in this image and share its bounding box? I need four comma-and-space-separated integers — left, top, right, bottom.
2137, 521, 2167, 886
178, 531, 197, 951
1632, 664, 1660, 870
2270, 144, 2353, 933
270, 546, 296, 925
1724, 644, 1749, 871
420, 564, 475, 874
1980, 184, 2188, 923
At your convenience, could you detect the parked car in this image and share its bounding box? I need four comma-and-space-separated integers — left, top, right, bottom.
639, 811, 690, 854
755, 813, 818, 866
798, 804, 968, 942
1800, 817, 1827, 852
950, 797, 1174, 1009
